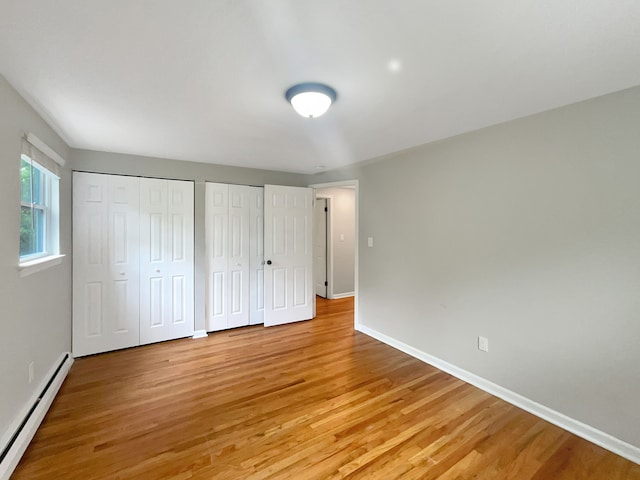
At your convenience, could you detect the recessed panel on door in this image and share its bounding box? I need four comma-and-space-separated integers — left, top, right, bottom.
85, 282, 102, 337
173, 275, 186, 324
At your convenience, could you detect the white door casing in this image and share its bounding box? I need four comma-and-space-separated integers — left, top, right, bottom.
314, 198, 328, 298
264, 185, 314, 327
139, 178, 195, 344
73, 172, 140, 357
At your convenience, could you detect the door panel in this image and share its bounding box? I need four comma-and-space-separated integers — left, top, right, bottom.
206, 183, 257, 331
264, 185, 314, 326
167, 183, 192, 332
314, 198, 328, 298
227, 185, 250, 328
249, 187, 265, 325
140, 178, 194, 344
73, 172, 140, 357
205, 183, 229, 331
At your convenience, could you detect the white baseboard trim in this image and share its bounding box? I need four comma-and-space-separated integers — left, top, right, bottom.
356, 323, 640, 465
192, 330, 208, 339
330, 291, 355, 299
0, 352, 73, 480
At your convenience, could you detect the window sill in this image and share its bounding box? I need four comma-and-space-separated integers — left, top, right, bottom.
19, 254, 65, 278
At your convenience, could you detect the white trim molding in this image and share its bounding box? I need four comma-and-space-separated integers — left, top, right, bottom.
19, 254, 65, 278
330, 291, 354, 299
192, 330, 208, 339
356, 323, 640, 466
0, 353, 73, 480
26, 132, 66, 166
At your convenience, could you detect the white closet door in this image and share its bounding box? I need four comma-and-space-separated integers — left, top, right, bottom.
227, 185, 251, 328
264, 185, 314, 327
139, 178, 194, 344
73, 172, 140, 357
205, 183, 229, 331
249, 187, 265, 325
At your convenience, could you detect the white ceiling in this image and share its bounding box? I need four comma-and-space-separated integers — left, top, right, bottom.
1, 1, 640, 174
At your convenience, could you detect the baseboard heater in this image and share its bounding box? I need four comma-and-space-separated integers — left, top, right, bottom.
0, 353, 71, 479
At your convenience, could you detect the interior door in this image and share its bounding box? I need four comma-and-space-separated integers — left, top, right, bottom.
73, 172, 140, 357
264, 185, 314, 326
314, 198, 328, 298
139, 178, 194, 344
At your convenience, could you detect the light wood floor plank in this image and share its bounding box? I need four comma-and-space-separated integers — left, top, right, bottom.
11, 296, 640, 479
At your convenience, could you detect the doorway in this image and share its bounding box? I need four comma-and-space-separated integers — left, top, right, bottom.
314, 197, 328, 298
310, 180, 359, 326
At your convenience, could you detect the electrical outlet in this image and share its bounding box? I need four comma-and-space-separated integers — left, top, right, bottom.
478, 336, 489, 352
28, 362, 34, 384
367, 237, 374, 247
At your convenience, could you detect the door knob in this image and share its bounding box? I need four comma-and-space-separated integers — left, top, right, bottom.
119, 272, 125, 276
266, 260, 272, 265
156, 269, 161, 273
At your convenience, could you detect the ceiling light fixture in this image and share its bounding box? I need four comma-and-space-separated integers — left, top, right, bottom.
285, 83, 337, 118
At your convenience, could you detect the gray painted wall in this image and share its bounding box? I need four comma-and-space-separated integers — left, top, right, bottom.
315, 187, 355, 296
311, 85, 640, 448
0, 75, 72, 444
69, 149, 308, 332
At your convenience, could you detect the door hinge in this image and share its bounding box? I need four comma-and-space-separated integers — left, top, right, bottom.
324, 281, 328, 286
324, 207, 328, 212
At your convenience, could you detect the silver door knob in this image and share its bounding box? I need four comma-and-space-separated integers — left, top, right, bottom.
119, 272, 125, 276
156, 269, 161, 273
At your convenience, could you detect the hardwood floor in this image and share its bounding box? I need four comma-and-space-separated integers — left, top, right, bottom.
13, 297, 640, 479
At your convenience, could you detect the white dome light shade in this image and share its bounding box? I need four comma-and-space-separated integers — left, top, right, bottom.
290, 92, 332, 118
285, 83, 337, 118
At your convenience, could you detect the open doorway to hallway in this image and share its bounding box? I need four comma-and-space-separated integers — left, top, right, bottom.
310, 179, 359, 326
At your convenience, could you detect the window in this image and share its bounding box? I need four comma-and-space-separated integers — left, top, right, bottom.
19, 135, 63, 271
20, 156, 58, 259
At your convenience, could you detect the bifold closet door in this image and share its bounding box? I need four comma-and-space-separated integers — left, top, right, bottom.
205, 183, 264, 331
139, 178, 195, 344
249, 187, 265, 325
227, 185, 251, 328
73, 172, 140, 357
205, 182, 229, 331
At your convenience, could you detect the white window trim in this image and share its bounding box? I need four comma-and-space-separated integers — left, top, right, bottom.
19, 254, 65, 278
26, 132, 66, 167
19, 133, 65, 275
